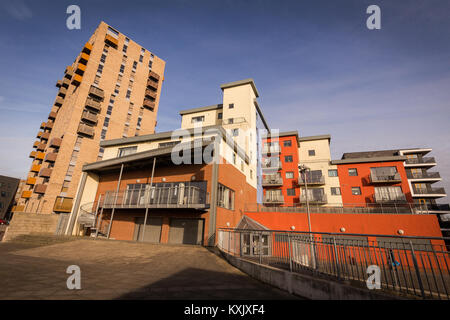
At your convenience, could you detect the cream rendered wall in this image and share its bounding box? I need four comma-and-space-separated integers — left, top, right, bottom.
298, 138, 343, 206
180, 109, 222, 129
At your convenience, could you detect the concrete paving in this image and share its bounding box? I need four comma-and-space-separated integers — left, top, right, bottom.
0, 238, 301, 300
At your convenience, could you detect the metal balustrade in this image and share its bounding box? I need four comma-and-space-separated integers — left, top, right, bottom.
298, 175, 325, 185
218, 228, 450, 300
370, 173, 402, 183
405, 157, 436, 165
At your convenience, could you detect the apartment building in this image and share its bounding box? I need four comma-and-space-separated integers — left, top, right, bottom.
64, 79, 269, 245
0, 175, 20, 220
14, 21, 165, 216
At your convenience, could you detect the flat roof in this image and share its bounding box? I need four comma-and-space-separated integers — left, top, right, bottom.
262, 130, 299, 139
220, 78, 259, 97
298, 134, 331, 142
179, 104, 223, 116
331, 156, 407, 165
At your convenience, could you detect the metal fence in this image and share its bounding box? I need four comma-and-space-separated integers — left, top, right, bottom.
244, 202, 435, 214
218, 228, 450, 300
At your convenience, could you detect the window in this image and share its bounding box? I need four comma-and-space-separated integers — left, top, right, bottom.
122, 45, 128, 53
97, 64, 103, 74
308, 150, 315, 156
348, 168, 358, 176
351, 187, 361, 195
287, 188, 296, 196
285, 172, 294, 179
94, 75, 100, 85
283, 140, 292, 147
331, 187, 341, 195
218, 112, 223, 120
126, 89, 131, 99
284, 155, 293, 163
240, 161, 244, 172
328, 169, 338, 177
132, 61, 137, 70
159, 141, 180, 148
118, 146, 137, 157
232, 128, 239, 136
119, 64, 125, 74
375, 186, 404, 201
191, 116, 205, 123
227, 118, 234, 124
217, 183, 235, 210
139, 55, 143, 63
229, 103, 234, 109
232, 153, 236, 165
100, 54, 106, 63
250, 170, 253, 179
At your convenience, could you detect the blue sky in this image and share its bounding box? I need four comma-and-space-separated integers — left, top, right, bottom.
0, 0, 449, 202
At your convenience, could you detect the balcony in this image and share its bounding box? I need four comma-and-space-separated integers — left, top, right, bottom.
36, 131, 42, 139
101, 186, 209, 210
56, 80, 62, 88
48, 111, 57, 120
58, 87, 67, 98
44, 152, 57, 162
22, 190, 32, 199
40, 122, 46, 129
79, 52, 89, 65
39, 167, 52, 178
31, 164, 41, 173
407, 172, 441, 180
262, 158, 282, 170
81, 110, 98, 124
145, 89, 157, 99
263, 194, 284, 204
29, 151, 36, 158
405, 157, 436, 166
64, 66, 73, 79
12, 205, 25, 212
262, 145, 281, 154
300, 193, 328, 204
88, 85, 104, 100
369, 173, 401, 184
72, 74, 83, 86
36, 143, 46, 151
143, 99, 155, 110
49, 137, 62, 148
85, 97, 101, 112
54, 197, 73, 213
33, 141, 39, 148
298, 175, 325, 185
262, 175, 284, 187
45, 122, 54, 130
374, 193, 407, 203
104, 34, 118, 48
82, 42, 92, 54
413, 187, 446, 196
26, 177, 36, 185
148, 70, 160, 82
34, 184, 47, 194
35, 152, 45, 160
75, 63, 86, 75
54, 97, 64, 107
77, 123, 95, 137
147, 79, 158, 90
62, 77, 70, 88
41, 132, 50, 140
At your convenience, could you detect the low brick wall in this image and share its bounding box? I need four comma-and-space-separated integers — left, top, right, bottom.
2, 212, 60, 242
0, 225, 7, 242
220, 250, 403, 300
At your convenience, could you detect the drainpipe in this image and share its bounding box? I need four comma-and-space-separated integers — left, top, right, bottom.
208, 137, 220, 246
107, 163, 124, 239
141, 157, 156, 242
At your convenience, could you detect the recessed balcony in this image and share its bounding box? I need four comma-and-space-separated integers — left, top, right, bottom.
35, 152, 45, 160
262, 158, 282, 170
298, 175, 325, 186
88, 85, 104, 100
85, 97, 101, 112
54, 97, 64, 107
143, 99, 155, 110
39, 167, 52, 178
44, 152, 57, 163
31, 164, 41, 173
369, 173, 402, 184
29, 151, 36, 158
104, 34, 118, 48
48, 111, 57, 120
26, 177, 36, 185
263, 194, 284, 204
72, 74, 83, 86
54, 197, 73, 213
81, 110, 98, 124
374, 193, 407, 203
22, 190, 32, 199
77, 123, 95, 137
49, 137, 62, 148
34, 184, 47, 194
36, 143, 46, 151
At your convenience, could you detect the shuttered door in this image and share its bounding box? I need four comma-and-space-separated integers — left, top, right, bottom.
134, 217, 162, 243
168, 218, 203, 245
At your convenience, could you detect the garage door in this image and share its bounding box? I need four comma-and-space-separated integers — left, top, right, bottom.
168, 218, 204, 245
134, 217, 162, 243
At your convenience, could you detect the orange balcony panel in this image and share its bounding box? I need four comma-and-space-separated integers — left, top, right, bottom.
35, 152, 45, 160
49, 137, 62, 148
44, 152, 57, 162
26, 177, 36, 185
82, 42, 92, 54
54, 197, 74, 213
31, 164, 41, 172
22, 190, 33, 199
33, 141, 39, 148
104, 34, 118, 47
39, 167, 52, 178
36, 143, 46, 151
13, 205, 25, 212
34, 184, 47, 194
72, 74, 83, 86
36, 131, 42, 139
48, 111, 57, 120
75, 63, 86, 75
79, 52, 90, 64
29, 151, 37, 158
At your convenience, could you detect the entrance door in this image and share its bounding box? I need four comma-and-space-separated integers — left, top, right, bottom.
134, 217, 162, 243
241, 232, 270, 257
168, 218, 204, 245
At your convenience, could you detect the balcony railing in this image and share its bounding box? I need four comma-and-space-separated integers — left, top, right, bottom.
298, 175, 325, 185
35, 152, 45, 160
300, 193, 327, 204
77, 123, 95, 137
374, 193, 407, 203
34, 184, 47, 194
85, 97, 101, 112
407, 172, 441, 179
262, 175, 283, 186
413, 187, 446, 195
101, 186, 209, 210
145, 88, 157, 99
36, 143, 46, 151
147, 79, 158, 90
263, 194, 284, 204
48, 111, 57, 120
262, 158, 282, 169
262, 145, 281, 154
54, 197, 73, 213
44, 152, 57, 162
405, 157, 436, 165
148, 70, 160, 81
26, 177, 36, 185
369, 172, 401, 183
39, 168, 52, 178
81, 110, 98, 124
54, 97, 64, 107
88, 85, 104, 100
49, 137, 62, 148
143, 99, 155, 110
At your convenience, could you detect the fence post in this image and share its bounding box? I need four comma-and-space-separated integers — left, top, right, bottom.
288, 233, 293, 272
333, 237, 341, 280
259, 232, 263, 265
410, 240, 426, 299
